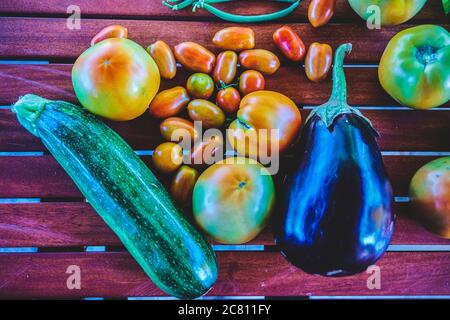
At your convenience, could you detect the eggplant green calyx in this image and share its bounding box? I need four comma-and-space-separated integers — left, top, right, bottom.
162, 0, 301, 23
306, 43, 374, 130
12, 94, 49, 137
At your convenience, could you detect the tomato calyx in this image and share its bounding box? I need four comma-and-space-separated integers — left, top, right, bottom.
216, 80, 238, 91
416, 45, 438, 66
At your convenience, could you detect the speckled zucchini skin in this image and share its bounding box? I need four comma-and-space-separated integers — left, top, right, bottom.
13, 95, 218, 299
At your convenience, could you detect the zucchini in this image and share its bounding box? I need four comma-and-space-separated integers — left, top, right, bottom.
13, 94, 218, 299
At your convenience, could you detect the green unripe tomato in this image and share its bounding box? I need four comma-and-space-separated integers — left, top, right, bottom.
186, 73, 215, 99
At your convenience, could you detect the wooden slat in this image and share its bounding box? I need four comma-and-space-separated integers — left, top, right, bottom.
0, 0, 445, 22
0, 202, 448, 247
0, 155, 441, 198
1, 108, 449, 152
1, 17, 447, 62
0, 251, 448, 298
0, 64, 402, 106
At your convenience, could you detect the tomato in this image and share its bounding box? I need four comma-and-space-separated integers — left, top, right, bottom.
72, 38, 160, 121
239, 49, 280, 75
305, 42, 332, 82
171, 165, 200, 206
273, 26, 306, 62
188, 100, 226, 129
192, 157, 275, 244
190, 133, 224, 169
379, 25, 450, 110
216, 87, 241, 114
239, 70, 265, 95
152, 142, 183, 174
212, 27, 255, 52
90, 25, 128, 46
349, 0, 426, 26
160, 117, 197, 143
186, 73, 215, 100
213, 51, 238, 85
147, 40, 177, 80
149, 86, 190, 119
174, 42, 216, 74
409, 157, 450, 239
227, 91, 302, 159
308, 0, 335, 28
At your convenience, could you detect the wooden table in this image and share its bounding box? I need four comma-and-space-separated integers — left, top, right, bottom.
0, 1, 449, 299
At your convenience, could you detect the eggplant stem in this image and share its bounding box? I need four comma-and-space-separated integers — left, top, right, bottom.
305, 43, 376, 132
329, 43, 352, 105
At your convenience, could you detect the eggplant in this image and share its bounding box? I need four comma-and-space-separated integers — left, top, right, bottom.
276, 43, 395, 276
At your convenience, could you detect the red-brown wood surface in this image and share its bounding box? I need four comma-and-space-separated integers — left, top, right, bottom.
1, 202, 449, 248
0, 17, 448, 62
0, 1, 448, 299
0, 0, 445, 22
0, 251, 448, 298
0, 155, 443, 198
1, 109, 449, 152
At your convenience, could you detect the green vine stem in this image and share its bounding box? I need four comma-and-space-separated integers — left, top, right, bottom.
162, 0, 302, 23
306, 43, 374, 130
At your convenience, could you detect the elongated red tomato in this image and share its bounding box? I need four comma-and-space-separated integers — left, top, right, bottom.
147, 40, 177, 80
174, 42, 216, 74
273, 26, 306, 62
90, 25, 128, 46
149, 87, 190, 119
308, 0, 336, 28
213, 51, 238, 85
305, 42, 333, 82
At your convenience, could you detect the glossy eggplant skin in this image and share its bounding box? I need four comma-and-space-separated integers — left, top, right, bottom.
276, 44, 395, 276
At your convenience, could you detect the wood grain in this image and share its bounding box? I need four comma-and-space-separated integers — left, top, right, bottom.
0, 64, 402, 106
0, 201, 449, 248
0, 155, 442, 198
1, 17, 447, 62
0, 0, 445, 22
1, 108, 449, 152
0, 251, 448, 298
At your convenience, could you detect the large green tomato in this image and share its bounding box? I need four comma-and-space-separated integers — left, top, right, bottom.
348, 0, 426, 26
379, 25, 450, 110
192, 157, 275, 244
409, 157, 450, 239
72, 38, 160, 121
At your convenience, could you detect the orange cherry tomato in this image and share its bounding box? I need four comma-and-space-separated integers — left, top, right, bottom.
190, 133, 224, 169
174, 42, 216, 74
216, 87, 241, 114
152, 142, 183, 174
170, 165, 200, 206
239, 70, 265, 96
305, 42, 333, 82
308, 0, 336, 28
149, 86, 190, 119
213, 51, 238, 85
212, 27, 255, 52
186, 73, 215, 99
273, 26, 306, 62
227, 91, 302, 159
90, 25, 128, 46
147, 40, 177, 80
160, 117, 198, 143
188, 100, 226, 129
239, 49, 280, 75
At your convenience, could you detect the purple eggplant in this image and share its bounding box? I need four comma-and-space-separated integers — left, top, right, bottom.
276, 43, 395, 276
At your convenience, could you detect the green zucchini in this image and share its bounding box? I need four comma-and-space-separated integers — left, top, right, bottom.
13, 94, 218, 299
